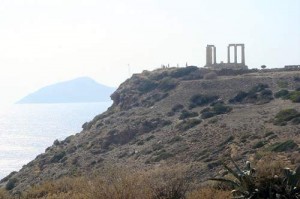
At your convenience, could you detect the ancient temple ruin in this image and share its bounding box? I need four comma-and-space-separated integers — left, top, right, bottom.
204, 44, 248, 70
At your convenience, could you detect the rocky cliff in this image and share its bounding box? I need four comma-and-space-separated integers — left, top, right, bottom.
3, 67, 300, 192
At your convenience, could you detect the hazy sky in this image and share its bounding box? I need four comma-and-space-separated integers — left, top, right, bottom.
0, 0, 299, 104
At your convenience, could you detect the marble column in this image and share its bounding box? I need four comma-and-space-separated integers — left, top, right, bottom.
213, 46, 216, 64
206, 45, 212, 65
241, 44, 245, 65
234, 45, 237, 64
227, 45, 231, 63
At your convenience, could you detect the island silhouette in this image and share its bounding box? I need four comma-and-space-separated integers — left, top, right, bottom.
17, 77, 115, 104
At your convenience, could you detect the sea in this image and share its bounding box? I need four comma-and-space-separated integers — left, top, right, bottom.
0, 102, 112, 179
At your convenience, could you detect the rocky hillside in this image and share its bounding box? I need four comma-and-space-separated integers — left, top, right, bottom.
2, 67, 300, 192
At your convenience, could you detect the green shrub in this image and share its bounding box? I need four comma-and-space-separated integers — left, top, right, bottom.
252, 141, 266, 149
157, 78, 178, 91
259, 90, 274, 103
179, 110, 199, 120
274, 89, 289, 99
249, 83, 269, 93
149, 71, 169, 81
275, 89, 300, 103
168, 136, 183, 144
53, 139, 60, 146
152, 143, 164, 151
291, 117, 300, 125
201, 111, 215, 119
267, 140, 298, 152
137, 79, 158, 93
170, 66, 198, 78
152, 151, 174, 162
176, 119, 202, 131
142, 93, 169, 107
5, 178, 17, 191
277, 80, 289, 88
273, 109, 300, 125
229, 84, 273, 104
207, 160, 222, 169
145, 135, 155, 141
294, 76, 300, 82
50, 151, 66, 163
229, 91, 248, 103
200, 107, 211, 113
189, 94, 218, 109
166, 111, 175, 117
260, 89, 273, 97
0, 172, 17, 185
212, 103, 232, 114
268, 134, 278, 140
288, 91, 300, 102
200, 104, 232, 119
171, 104, 184, 112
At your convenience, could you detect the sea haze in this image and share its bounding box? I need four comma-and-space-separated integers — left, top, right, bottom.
0, 102, 112, 179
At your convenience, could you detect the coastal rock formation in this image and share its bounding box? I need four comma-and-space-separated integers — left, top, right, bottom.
3, 67, 300, 192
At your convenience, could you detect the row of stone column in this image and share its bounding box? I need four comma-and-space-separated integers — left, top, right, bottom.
206, 44, 246, 66
206, 45, 216, 66
227, 44, 245, 65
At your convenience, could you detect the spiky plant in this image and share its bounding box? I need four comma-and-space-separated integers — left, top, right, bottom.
209, 159, 257, 198
280, 167, 300, 197
209, 158, 300, 199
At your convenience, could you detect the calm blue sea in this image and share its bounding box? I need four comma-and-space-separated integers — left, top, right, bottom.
0, 102, 112, 179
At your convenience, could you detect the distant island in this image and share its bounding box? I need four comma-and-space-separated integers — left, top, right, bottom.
17, 77, 115, 104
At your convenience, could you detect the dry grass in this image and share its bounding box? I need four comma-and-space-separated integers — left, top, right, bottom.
1, 165, 233, 199
24, 177, 90, 199
3, 157, 298, 199
87, 167, 153, 199
6, 155, 298, 199
254, 153, 292, 179
23, 169, 152, 199
145, 166, 190, 199
0, 189, 12, 199
187, 188, 231, 199
19, 166, 191, 199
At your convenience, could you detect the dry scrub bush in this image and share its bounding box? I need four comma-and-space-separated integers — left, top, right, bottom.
24, 168, 152, 199
24, 177, 90, 199
87, 167, 153, 199
20, 165, 193, 199
10, 165, 235, 199
0, 189, 12, 199
254, 153, 292, 179
187, 187, 231, 199
146, 166, 190, 199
